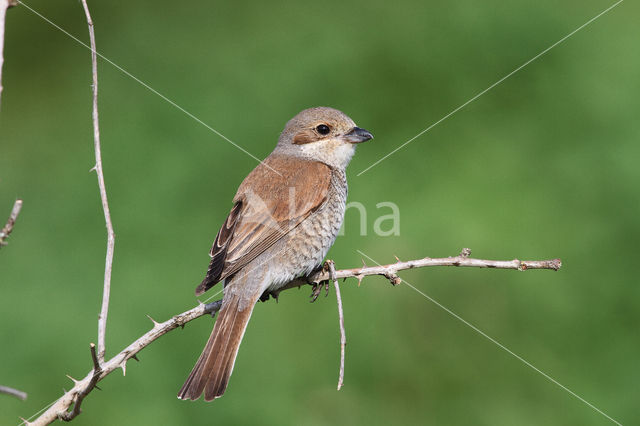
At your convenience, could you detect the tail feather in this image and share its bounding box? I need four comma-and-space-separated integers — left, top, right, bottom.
178, 293, 257, 401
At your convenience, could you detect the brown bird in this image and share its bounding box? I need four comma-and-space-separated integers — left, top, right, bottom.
178, 107, 372, 401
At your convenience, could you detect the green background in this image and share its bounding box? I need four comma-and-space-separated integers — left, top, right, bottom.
1, 0, 638, 424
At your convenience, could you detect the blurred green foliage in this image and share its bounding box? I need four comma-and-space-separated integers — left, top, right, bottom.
1, 0, 638, 424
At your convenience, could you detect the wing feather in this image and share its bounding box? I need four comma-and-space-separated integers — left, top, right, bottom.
195, 155, 332, 296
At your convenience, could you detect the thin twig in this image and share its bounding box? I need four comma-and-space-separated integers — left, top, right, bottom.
22, 250, 560, 425
327, 260, 346, 390
0, 385, 27, 400
79, 0, 114, 364
0, 0, 17, 105
0, 198, 22, 247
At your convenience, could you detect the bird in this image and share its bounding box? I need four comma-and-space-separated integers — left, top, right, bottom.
177, 107, 373, 401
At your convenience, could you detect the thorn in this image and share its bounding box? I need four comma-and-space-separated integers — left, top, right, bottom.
95, 385, 102, 391
394, 255, 401, 262
146, 314, 159, 326
65, 374, 79, 384
361, 258, 366, 268
131, 354, 140, 362
120, 362, 127, 376
89, 165, 97, 173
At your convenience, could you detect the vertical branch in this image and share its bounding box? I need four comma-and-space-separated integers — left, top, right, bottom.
327, 260, 346, 390
0, 0, 16, 105
80, 0, 114, 364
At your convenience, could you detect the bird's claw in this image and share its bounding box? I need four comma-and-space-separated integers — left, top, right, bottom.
310, 281, 329, 303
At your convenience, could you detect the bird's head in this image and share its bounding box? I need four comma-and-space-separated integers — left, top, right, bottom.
274, 107, 373, 169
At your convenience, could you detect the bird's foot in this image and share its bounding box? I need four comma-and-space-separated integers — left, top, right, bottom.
308, 261, 334, 302
309, 281, 329, 303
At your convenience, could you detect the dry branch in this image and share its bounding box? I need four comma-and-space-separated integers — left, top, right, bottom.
276, 249, 562, 293
0, 385, 27, 400
22, 250, 560, 425
0, 198, 22, 247
327, 260, 346, 390
79, 0, 115, 364
0, 0, 17, 105
23, 301, 222, 426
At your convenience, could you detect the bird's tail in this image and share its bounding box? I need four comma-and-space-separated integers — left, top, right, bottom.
177, 291, 259, 401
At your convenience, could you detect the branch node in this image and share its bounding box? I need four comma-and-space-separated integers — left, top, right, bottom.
460, 248, 471, 258
384, 271, 402, 285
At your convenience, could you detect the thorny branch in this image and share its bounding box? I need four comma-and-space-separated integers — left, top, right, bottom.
276, 249, 562, 293
0, 198, 22, 247
57, 344, 101, 422
22, 250, 560, 425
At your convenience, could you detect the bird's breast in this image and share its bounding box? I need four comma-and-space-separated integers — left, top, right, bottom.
265, 169, 348, 291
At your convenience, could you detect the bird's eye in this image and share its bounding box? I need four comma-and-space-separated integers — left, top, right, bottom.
316, 124, 330, 135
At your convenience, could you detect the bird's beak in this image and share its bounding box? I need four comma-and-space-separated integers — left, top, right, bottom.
343, 127, 373, 144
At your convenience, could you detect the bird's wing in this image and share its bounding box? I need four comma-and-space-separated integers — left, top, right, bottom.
195, 155, 332, 295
